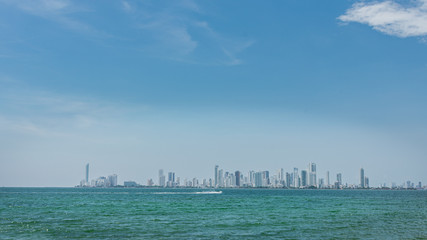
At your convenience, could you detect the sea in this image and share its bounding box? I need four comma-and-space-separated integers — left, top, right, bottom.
0, 188, 426, 239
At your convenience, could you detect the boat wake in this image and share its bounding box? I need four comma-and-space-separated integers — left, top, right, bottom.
152, 191, 222, 195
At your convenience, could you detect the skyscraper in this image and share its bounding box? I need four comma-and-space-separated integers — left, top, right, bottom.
365, 177, 369, 188
326, 171, 330, 187
301, 170, 307, 187
360, 168, 365, 188
167, 172, 175, 187
85, 163, 89, 183
337, 173, 342, 187
254, 171, 263, 187
293, 168, 299, 188
280, 168, 284, 184
308, 162, 317, 187
235, 171, 241, 187
218, 169, 224, 187
158, 169, 165, 187
214, 165, 219, 187
285, 172, 291, 188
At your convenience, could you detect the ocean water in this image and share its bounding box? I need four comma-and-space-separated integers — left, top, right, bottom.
0, 188, 426, 239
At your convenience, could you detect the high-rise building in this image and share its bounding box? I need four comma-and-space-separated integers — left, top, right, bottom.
301, 170, 308, 187
167, 172, 175, 187
235, 171, 241, 187
308, 162, 317, 187
360, 168, 365, 188
249, 171, 255, 187
337, 173, 342, 187
108, 174, 118, 187
218, 169, 224, 187
285, 172, 291, 188
318, 178, 324, 188
280, 168, 284, 184
255, 171, 263, 187
365, 177, 369, 188
158, 169, 165, 187
293, 168, 299, 188
214, 165, 219, 187
263, 171, 270, 186
85, 163, 89, 183
326, 171, 330, 187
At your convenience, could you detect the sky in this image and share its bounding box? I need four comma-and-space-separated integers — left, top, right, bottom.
0, 0, 426, 187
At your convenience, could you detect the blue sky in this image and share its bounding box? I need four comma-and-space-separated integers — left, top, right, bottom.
0, 0, 426, 187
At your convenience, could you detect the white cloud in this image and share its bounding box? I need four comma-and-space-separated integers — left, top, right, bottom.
338, 0, 427, 38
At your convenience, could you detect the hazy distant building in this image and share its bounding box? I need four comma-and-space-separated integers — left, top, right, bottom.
293, 168, 299, 188
158, 169, 165, 187
263, 171, 270, 186
147, 179, 154, 186
280, 168, 284, 185
301, 170, 308, 187
124, 181, 137, 187
360, 168, 365, 188
364, 177, 369, 188
318, 178, 324, 188
218, 169, 224, 187
337, 173, 342, 188
96, 176, 108, 187
108, 174, 118, 187
167, 172, 175, 187
214, 165, 219, 187
285, 172, 291, 188
235, 171, 241, 187
86, 163, 89, 183
308, 162, 317, 187
326, 171, 330, 187
254, 171, 263, 187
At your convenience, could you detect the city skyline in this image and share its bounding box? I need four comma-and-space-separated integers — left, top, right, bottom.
1, 0, 427, 187
79, 163, 424, 190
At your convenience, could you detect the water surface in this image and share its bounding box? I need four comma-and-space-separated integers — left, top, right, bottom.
1, 188, 426, 239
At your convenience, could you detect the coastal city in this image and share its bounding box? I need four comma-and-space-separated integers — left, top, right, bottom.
78, 163, 424, 190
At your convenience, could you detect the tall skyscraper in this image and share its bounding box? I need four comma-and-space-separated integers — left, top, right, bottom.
365, 177, 369, 188
337, 173, 342, 187
214, 165, 219, 187
285, 172, 291, 188
326, 171, 330, 187
293, 168, 299, 188
167, 172, 175, 187
280, 168, 284, 184
360, 168, 365, 188
158, 169, 165, 187
308, 162, 317, 187
263, 171, 270, 186
218, 169, 224, 187
85, 164, 89, 183
301, 170, 307, 187
235, 171, 241, 187
254, 171, 263, 187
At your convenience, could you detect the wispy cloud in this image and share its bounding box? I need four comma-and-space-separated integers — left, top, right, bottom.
0, 0, 109, 38
338, 0, 427, 38
123, 0, 253, 65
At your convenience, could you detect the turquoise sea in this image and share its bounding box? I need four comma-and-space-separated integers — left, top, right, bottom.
0, 188, 426, 239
